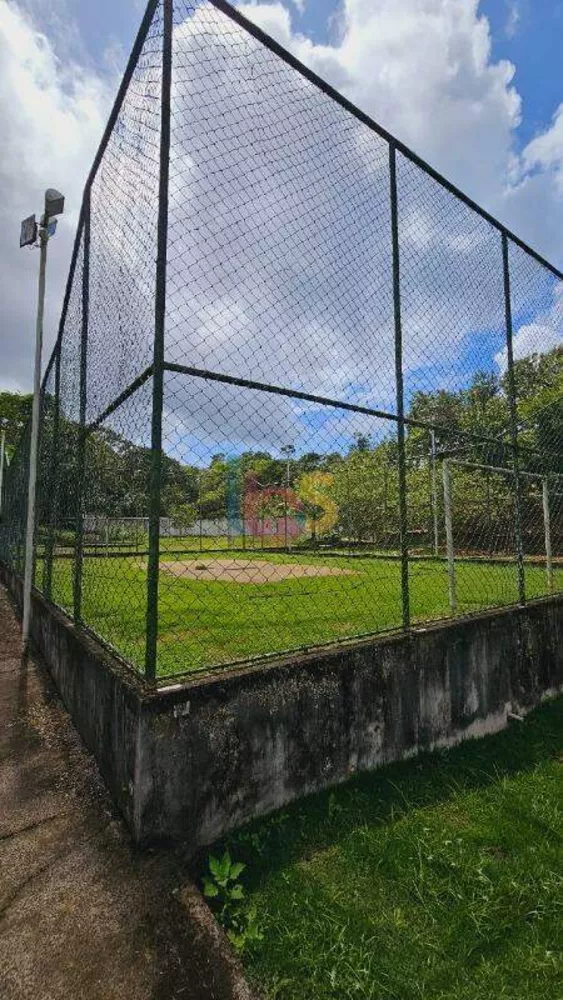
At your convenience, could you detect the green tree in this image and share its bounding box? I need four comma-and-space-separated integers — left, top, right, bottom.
0, 391, 32, 456
332, 442, 399, 544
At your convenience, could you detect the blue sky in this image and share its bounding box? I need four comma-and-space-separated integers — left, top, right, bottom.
1, 0, 562, 408
482, 0, 563, 148
24, 0, 563, 157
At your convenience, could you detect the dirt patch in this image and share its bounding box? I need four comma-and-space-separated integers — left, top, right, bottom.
0, 583, 232, 1000
159, 557, 357, 584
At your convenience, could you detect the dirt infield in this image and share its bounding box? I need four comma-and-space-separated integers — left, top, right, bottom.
159, 557, 357, 584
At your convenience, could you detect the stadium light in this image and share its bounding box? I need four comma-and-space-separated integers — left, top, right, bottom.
45, 188, 65, 218
20, 188, 65, 652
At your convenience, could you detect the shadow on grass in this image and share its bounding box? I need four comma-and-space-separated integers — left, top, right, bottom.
193, 695, 563, 885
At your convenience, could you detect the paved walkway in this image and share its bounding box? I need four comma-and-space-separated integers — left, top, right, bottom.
0, 585, 216, 1000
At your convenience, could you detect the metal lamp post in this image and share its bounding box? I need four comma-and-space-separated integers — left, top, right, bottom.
21, 189, 65, 652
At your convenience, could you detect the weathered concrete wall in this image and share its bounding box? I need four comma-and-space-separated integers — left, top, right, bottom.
2, 562, 562, 848
139, 598, 563, 845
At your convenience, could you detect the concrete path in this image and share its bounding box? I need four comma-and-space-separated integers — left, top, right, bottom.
0, 585, 220, 1000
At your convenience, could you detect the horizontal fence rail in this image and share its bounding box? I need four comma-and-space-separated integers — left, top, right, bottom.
1, 0, 562, 682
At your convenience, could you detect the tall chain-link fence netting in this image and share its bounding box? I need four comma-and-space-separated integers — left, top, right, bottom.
0, 0, 562, 682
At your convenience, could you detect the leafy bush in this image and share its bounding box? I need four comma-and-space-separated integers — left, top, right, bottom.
202, 850, 263, 953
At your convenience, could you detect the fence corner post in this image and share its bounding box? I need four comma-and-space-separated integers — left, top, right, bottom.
389, 142, 410, 630
73, 189, 91, 626
145, 0, 173, 682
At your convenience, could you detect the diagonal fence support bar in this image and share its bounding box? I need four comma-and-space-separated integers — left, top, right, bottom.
162, 361, 560, 464
85, 366, 154, 435
73, 189, 91, 625
502, 233, 526, 605
145, 0, 173, 682
389, 143, 410, 630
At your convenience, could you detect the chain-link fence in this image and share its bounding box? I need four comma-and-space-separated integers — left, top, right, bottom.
0, 0, 562, 682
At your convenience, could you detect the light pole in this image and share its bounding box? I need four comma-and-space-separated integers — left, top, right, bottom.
21, 189, 65, 652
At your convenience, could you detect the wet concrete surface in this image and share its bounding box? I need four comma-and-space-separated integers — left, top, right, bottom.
0, 585, 220, 1000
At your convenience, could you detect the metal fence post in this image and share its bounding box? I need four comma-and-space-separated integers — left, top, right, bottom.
430, 429, 439, 557
43, 208, 85, 602
0, 427, 6, 518
145, 0, 173, 681
442, 458, 457, 612
73, 188, 91, 625
389, 143, 410, 629
43, 342, 61, 599
502, 233, 526, 604
542, 477, 554, 594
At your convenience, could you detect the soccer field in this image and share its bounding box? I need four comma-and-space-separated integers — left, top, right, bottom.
47, 542, 563, 679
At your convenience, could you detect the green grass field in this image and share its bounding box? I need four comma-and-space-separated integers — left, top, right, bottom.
43, 540, 563, 676
206, 697, 563, 1000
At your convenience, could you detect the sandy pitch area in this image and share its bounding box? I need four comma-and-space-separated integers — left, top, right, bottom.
159, 557, 357, 584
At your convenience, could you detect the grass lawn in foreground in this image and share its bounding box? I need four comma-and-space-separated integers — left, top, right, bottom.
46, 546, 563, 675
208, 697, 563, 1000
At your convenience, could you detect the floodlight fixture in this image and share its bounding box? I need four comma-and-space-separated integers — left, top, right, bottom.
20, 215, 37, 248
44, 188, 65, 219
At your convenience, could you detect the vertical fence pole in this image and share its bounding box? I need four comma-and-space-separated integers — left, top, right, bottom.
145, 0, 173, 682
284, 484, 288, 553
542, 477, 554, 594
389, 143, 410, 629
198, 473, 203, 553
502, 233, 526, 605
242, 483, 246, 552
442, 459, 457, 612
44, 342, 61, 599
73, 189, 91, 625
430, 428, 439, 557
0, 427, 5, 517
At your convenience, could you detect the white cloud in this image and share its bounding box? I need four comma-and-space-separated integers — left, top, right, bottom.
521, 103, 563, 193
2, 0, 563, 459
238, 0, 563, 263
505, 1, 521, 38
495, 280, 563, 373
495, 322, 561, 373
0, 3, 111, 392
240, 0, 522, 208
232, 0, 563, 397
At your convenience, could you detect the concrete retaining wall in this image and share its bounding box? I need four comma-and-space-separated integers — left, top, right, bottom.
2, 562, 562, 848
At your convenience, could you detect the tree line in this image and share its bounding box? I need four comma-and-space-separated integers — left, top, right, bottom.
1, 347, 561, 553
